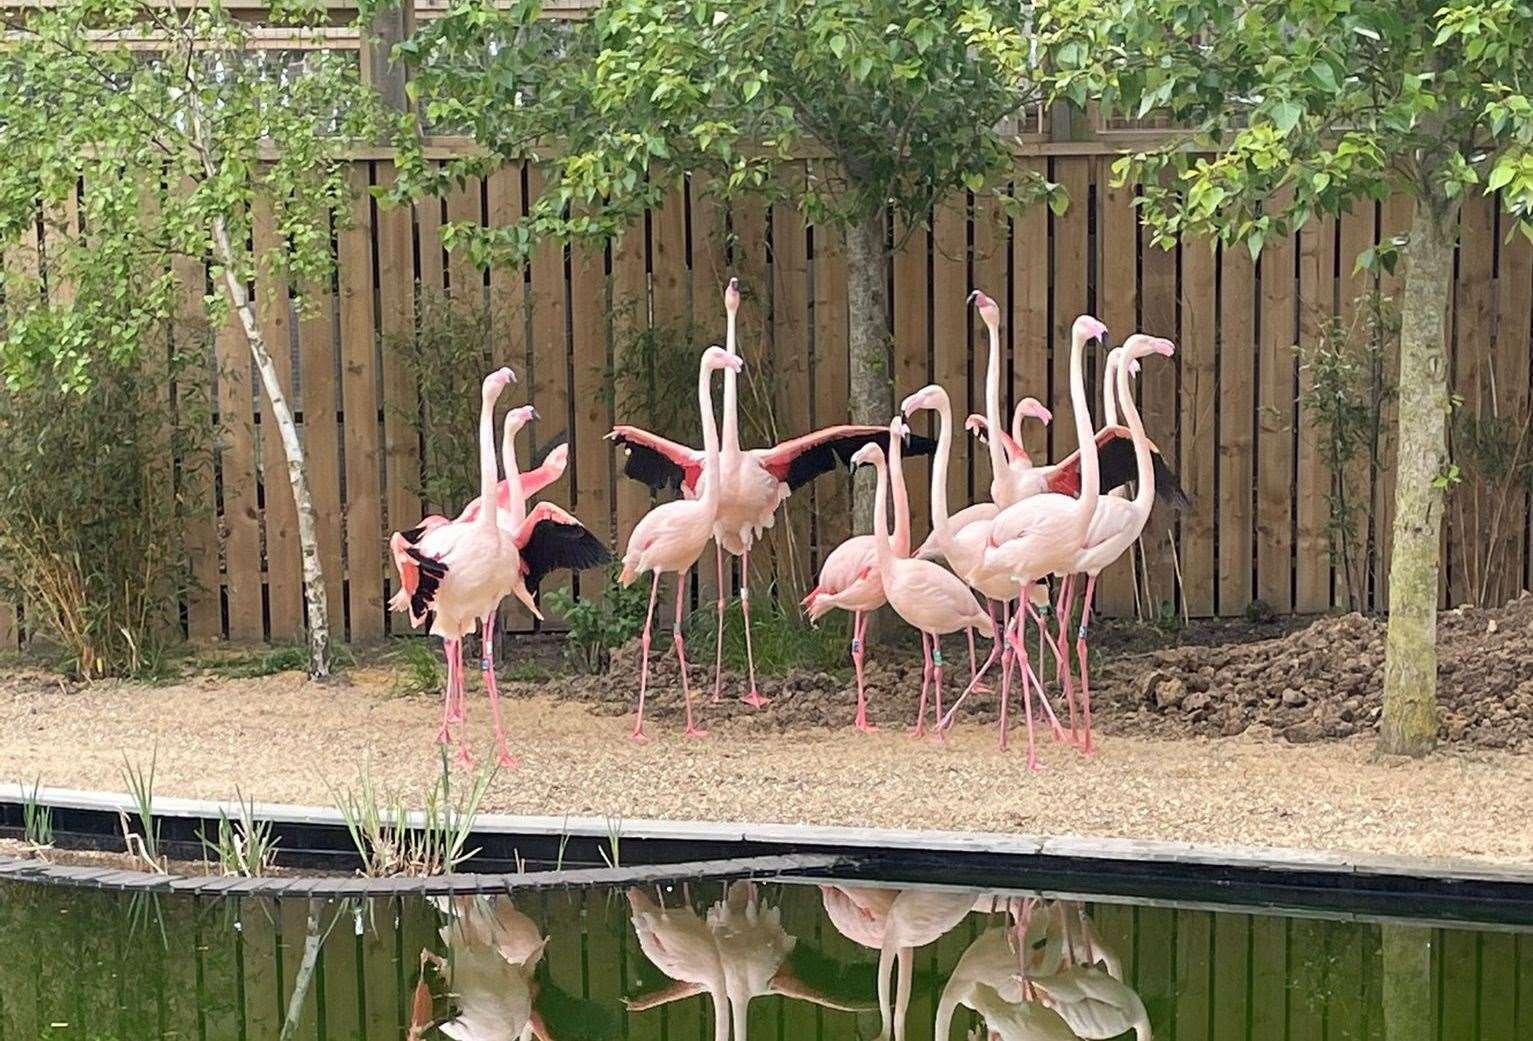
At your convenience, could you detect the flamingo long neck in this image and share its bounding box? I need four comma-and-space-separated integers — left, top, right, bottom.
722, 305, 741, 456
700, 361, 723, 512
983, 315, 1007, 482
870, 453, 894, 577
889, 425, 911, 557
1117, 348, 1155, 516
500, 414, 527, 529
1102, 351, 1120, 427
1070, 327, 1100, 535
1009, 403, 1029, 464
475, 387, 499, 532
928, 390, 954, 544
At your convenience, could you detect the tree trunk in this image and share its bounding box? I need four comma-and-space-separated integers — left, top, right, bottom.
211, 216, 332, 678
845, 210, 894, 639
1379, 197, 1456, 757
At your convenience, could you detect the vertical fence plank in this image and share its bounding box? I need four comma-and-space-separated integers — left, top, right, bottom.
252, 198, 304, 642
375, 163, 420, 629
298, 257, 346, 640
814, 210, 852, 554
1140, 235, 1179, 613
1134, 906, 1176, 1041
894, 214, 932, 549
933, 199, 969, 512
177, 254, 223, 640
1174, 909, 1213, 1041
1052, 159, 1091, 465
1296, 219, 1338, 612
217, 302, 264, 642
1288, 918, 1327, 1041
1493, 211, 1532, 603
732, 196, 772, 598
611, 216, 651, 555
340, 166, 385, 642
1013, 162, 1051, 466
690, 175, 728, 613
1179, 238, 1218, 617
1220, 247, 1258, 615
322, 902, 362, 1041
1249, 915, 1287, 1041
570, 238, 612, 597
1478, 931, 1516, 1041
1256, 227, 1297, 614
973, 194, 1008, 504
772, 175, 813, 591
1097, 171, 1140, 616
1337, 204, 1379, 612
1452, 195, 1495, 607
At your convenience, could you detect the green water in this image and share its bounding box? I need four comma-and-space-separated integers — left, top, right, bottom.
0, 875, 1526, 1040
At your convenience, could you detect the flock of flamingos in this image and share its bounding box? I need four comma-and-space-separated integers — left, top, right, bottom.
420, 883, 1149, 1041
388, 279, 1186, 770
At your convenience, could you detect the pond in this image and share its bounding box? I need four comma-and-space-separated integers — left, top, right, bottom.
0, 869, 1527, 1041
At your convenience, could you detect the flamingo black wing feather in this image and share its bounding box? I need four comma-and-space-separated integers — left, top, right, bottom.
1150, 452, 1192, 510
520, 519, 612, 592
783, 430, 938, 490
610, 433, 688, 492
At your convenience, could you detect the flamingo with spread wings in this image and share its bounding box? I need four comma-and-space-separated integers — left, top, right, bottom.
610, 278, 935, 708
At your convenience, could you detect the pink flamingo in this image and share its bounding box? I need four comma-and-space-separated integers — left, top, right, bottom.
388, 435, 568, 609
849, 425, 995, 739
946, 315, 1107, 770
1049, 335, 1174, 754
618, 346, 744, 740
610, 278, 934, 709
799, 419, 914, 733
390, 368, 525, 766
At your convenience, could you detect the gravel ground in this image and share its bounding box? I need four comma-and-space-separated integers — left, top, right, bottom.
3, 662, 1532, 867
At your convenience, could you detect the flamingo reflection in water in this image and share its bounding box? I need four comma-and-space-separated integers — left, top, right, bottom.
627, 880, 874, 1040
942, 898, 1151, 1041
409, 896, 550, 1041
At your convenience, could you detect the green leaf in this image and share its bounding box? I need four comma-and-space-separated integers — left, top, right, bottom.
1271, 100, 1303, 134
829, 33, 847, 59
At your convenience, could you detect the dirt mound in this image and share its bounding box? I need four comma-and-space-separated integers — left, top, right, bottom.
1093, 595, 1533, 749
546, 596, 1533, 750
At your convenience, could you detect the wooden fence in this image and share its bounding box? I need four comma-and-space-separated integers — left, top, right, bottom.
2, 148, 1530, 648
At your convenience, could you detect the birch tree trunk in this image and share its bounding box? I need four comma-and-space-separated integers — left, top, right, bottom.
211, 215, 332, 678
1379, 196, 1457, 756
845, 210, 893, 641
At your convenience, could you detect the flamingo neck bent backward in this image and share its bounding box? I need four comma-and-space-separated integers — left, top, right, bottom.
1067, 317, 1102, 542
500, 408, 528, 530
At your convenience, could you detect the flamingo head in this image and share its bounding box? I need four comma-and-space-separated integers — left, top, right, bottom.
1018, 397, 1052, 424
725, 276, 740, 314
964, 413, 987, 436
899, 383, 946, 417
481, 366, 516, 400
504, 403, 539, 434
969, 289, 1000, 329
849, 442, 883, 469
702, 344, 745, 373
1072, 314, 1108, 344
1124, 332, 1176, 359
544, 443, 570, 471
890, 414, 911, 444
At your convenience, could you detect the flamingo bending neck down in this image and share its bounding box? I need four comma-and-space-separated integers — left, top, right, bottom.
958, 315, 1106, 770
1051, 334, 1174, 753
619, 346, 743, 740
800, 418, 913, 732
851, 425, 995, 739
609, 278, 935, 710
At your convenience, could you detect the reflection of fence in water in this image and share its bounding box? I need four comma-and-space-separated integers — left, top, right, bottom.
1, 878, 1531, 1039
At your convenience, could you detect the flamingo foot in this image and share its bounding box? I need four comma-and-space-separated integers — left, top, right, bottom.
629, 727, 650, 743
741, 689, 769, 708
855, 717, 879, 734
435, 724, 452, 746
454, 744, 476, 768
684, 725, 709, 739
497, 751, 520, 770
908, 723, 926, 741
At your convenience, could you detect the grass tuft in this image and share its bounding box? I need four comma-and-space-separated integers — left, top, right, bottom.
119, 749, 165, 873
331, 749, 496, 877
20, 778, 53, 848
198, 788, 281, 877
386, 638, 443, 697
688, 596, 852, 677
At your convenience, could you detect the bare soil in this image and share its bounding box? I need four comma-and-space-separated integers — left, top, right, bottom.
3, 621, 1533, 866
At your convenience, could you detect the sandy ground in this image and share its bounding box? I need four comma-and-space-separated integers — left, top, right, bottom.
3, 664, 1532, 868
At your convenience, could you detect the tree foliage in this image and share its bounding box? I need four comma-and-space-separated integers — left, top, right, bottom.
1034, 0, 1533, 253
384, 0, 1056, 265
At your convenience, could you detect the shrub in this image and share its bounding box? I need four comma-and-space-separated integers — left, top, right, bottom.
543, 563, 649, 673
0, 329, 209, 676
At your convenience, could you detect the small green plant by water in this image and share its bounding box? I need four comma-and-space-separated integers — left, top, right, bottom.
198, 789, 281, 877
387, 638, 444, 696
332, 750, 495, 877
21, 778, 53, 848
119, 749, 164, 873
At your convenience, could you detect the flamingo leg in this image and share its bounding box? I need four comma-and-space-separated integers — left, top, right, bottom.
739, 547, 768, 707
451, 639, 475, 768
936, 631, 1001, 732
1076, 573, 1098, 755
1023, 596, 1071, 742
480, 613, 518, 769
999, 601, 1013, 750
931, 636, 946, 744
674, 571, 706, 738
852, 611, 876, 732
1007, 585, 1044, 771
912, 632, 932, 739
1054, 574, 1079, 741
876, 942, 895, 1041
711, 543, 726, 703
965, 622, 991, 695
893, 945, 913, 1041
436, 638, 456, 746
631, 572, 661, 742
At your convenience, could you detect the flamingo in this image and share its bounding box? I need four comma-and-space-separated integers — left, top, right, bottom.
948, 315, 1107, 771
1030, 966, 1150, 1041
866, 887, 977, 1041
820, 884, 900, 949
1048, 335, 1174, 754
610, 278, 935, 709
627, 882, 869, 1040
388, 368, 524, 766
619, 346, 743, 740
850, 427, 996, 738
963, 397, 1053, 477
799, 421, 914, 733
901, 383, 1068, 750
430, 895, 551, 1041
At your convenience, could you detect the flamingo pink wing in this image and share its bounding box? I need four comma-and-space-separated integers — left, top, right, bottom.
609, 426, 704, 494
756, 425, 937, 488
1045, 426, 1190, 510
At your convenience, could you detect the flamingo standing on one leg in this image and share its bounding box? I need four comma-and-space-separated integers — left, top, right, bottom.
948, 316, 1108, 771
800, 421, 915, 732
618, 347, 743, 740
849, 425, 995, 739
390, 368, 527, 766
610, 278, 935, 709
1048, 335, 1175, 754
